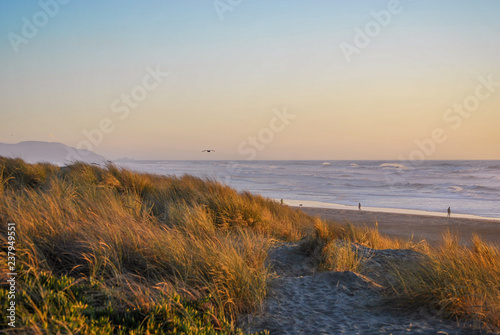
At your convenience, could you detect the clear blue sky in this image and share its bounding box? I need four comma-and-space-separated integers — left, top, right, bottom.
1, 0, 499, 160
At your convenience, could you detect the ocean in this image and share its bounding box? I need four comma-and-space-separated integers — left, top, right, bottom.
115, 160, 500, 219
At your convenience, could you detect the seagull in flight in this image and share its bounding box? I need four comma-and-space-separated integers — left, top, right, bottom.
202, 149, 215, 152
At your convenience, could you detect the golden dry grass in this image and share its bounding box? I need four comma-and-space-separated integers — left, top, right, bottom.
1, 157, 498, 333
388, 232, 500, 330
304, 218, 500, 332
0, 157, 314, 333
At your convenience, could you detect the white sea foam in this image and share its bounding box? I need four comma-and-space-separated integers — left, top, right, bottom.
279, 199, 500, 221
116, 160, 500, 219
448, 186, 464, 193
379, 163, 408, 170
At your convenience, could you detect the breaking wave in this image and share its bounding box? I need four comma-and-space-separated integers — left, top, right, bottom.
380, 163, 408, 170
448, 186, 464, 193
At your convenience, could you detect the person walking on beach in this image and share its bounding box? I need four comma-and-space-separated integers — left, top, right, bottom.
447, 207, 451, 217
358, 203, 361, 211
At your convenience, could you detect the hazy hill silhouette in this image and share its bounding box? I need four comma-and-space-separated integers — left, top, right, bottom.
0, 141, 106, 165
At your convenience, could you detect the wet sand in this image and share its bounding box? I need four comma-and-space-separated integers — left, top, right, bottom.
299, 206, 500, 246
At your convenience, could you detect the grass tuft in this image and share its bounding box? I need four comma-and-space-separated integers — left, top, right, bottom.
303, 218, 499, 332
1, 157, 498, 333
1, 157, 303, 333
387, 233, 500, 331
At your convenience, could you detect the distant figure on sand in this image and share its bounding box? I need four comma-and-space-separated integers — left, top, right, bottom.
281, 199, 284, 206
358, 203, 361, 211
447, 207, 451, 217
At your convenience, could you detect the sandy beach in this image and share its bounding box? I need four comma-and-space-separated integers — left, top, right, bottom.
243, 242, 483, 334
241, 205, 500, 334
298, 206, 500, 246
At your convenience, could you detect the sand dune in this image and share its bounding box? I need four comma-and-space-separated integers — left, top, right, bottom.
242, 242, 483, 334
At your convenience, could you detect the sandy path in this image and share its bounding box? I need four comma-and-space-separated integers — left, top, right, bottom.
242, 242, 484, 335
299, 207, 500, 246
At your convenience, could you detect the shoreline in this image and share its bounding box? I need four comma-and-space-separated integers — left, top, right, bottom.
296, 205, 500, 246
278, 198, 500, 222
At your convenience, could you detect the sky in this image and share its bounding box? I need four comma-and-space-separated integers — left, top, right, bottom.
1, 0, 499, 160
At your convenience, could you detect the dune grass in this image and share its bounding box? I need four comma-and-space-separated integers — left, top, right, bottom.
303, 218, 500, 332
1, 157, 499, 333
0, 157, 314, 334
387, 232, 500, 330
301, 219, 426, 272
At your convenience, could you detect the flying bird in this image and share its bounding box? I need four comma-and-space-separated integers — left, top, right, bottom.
202, 150, 215, 152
